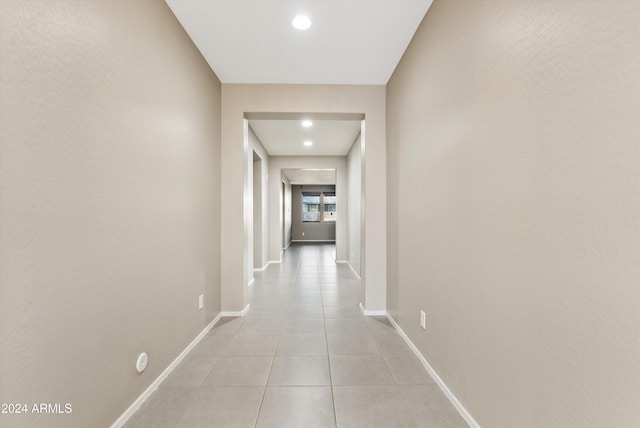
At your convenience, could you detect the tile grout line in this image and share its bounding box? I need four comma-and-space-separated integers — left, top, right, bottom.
320, 258, 340, 428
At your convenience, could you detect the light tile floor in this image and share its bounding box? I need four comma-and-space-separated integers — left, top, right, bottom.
125, 243, 467, 428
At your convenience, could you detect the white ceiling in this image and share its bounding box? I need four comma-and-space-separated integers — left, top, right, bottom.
249, 119, 361, 156
165, 1, 431, 183
165, 0, 432, 84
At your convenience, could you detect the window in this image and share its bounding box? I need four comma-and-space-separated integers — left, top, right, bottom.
302, 191, 336, 223
302, 193, 321, 222
323, 192, 336, 222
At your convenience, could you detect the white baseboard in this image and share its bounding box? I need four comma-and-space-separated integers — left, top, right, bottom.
346, 261, 361, 279
220, 303, 251, 317
335, 260, 362, 281
385, 313, 480, 428
256, 260, 281, 271
359, 302, 386, 317
283, 240, 292, 250
248, 278, 255, 287
111, 312, 223, 428
291, 240, 336, 243
253, 262, 271, 271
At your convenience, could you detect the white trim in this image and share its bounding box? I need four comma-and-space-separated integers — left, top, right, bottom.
283, 240, 292, 250
111, 312, 223, 428
291, 239, 336, 243
359, 302, 386, 317
248, 278, 255, 287
346, 261, 361, 279
385, 313, 480, 428
253, 261, 271, 271
220, 303, 251, 317
256, 260, 281, 271
240, 303, 251, 316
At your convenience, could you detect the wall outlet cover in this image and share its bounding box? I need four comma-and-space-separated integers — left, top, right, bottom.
136, 352, 148, 373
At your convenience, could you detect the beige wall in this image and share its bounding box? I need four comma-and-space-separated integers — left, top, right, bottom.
0, 1, 222, 427
250, 128, 269, 271
248, 127, 269, 279
387, 1, 640, 427
282, 174, 293, 250
347, 133, 363, 276
221, 84, 386, 313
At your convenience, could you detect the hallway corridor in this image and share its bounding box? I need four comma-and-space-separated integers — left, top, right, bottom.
125, 244, 467, 427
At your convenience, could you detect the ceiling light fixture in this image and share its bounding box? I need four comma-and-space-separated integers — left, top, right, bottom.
304, 140, 313, 146
301, 120, 313, 128
292, 15, 312, 31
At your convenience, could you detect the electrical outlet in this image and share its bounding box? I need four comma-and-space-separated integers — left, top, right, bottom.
420, 310, 426, 329
198, 294, 204, 310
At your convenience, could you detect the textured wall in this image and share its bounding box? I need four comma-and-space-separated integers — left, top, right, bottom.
0, 1, 222, 426
387, 1, 640, 427
283, 175, 293, 250
250, 128, 269, 270
347, 134, 362, 276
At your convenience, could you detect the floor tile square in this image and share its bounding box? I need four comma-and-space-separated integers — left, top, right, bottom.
224, 334, 279, 356
255, 386, 335, 428
189, 333, 234, 357
282, 319, 325, 334
161, 355, 217, 388
174, 387, 263, 428
327, 334, 380, 355
286, 306, 325, 319
210, 317, 243, 334
289, 296, 323, 306
324, 305, 363, 319
383, 353, 434, 384
370, 333, 412, 355
243, 306, 288, 319
364, 316, 398, 335
276, 334, 328, 355
124, 387, 193, 428
236, 318, 284, 334
268, 356, 330, 386
399, 384, 469, 427
330, 355, 394, 385
333, 385, 416, 428
325, 319, 368, 335
203, 356, 273, 386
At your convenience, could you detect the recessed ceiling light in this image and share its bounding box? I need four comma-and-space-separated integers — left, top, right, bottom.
301, 120, 313, 128
292, 15, 311, 31
304, 140, 313, 146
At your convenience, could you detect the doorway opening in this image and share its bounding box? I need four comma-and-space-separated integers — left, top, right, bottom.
244, 112, 365, 294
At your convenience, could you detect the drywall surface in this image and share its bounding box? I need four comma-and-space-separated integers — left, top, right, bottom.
347, 133, 363, 276
282, 175, 293, 249
0, 1, 222, 426
386, 1, 640, 427
248, 127, 269, 277
291, 185, 337, 241
221, 84, 386, 313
